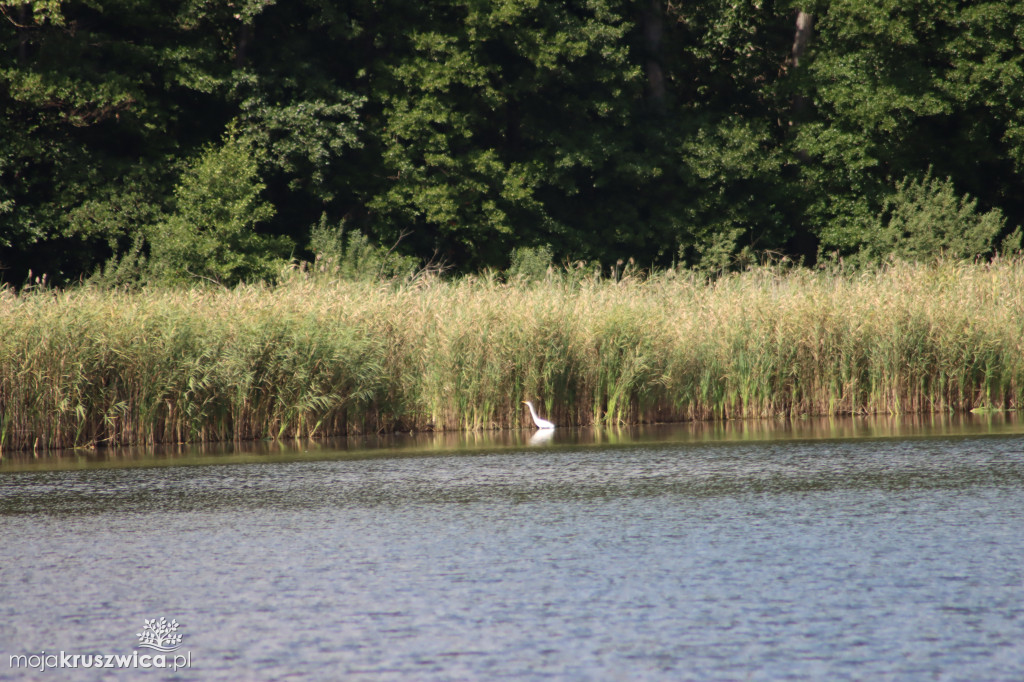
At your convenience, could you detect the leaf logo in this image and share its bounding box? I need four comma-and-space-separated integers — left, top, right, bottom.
136, 618, 183, 652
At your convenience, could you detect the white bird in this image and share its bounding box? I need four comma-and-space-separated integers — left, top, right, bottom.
522, 401, 555, 429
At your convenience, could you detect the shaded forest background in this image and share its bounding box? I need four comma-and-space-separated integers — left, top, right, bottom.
2, 0, 1023, 286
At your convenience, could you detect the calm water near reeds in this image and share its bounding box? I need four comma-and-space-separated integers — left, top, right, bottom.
3, 414, 1024, 680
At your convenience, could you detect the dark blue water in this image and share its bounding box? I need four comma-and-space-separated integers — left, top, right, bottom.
3, 427, 1024, 680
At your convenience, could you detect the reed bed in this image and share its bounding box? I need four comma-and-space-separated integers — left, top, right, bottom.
2, 259, 1023, 451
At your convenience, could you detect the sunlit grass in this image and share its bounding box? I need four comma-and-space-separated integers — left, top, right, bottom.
2, 259, 1022, 451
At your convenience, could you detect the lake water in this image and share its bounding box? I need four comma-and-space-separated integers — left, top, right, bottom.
3, 415, 1024, 680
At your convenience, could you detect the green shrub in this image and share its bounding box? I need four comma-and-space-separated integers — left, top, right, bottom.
307, 216, 420, 281
847, 170, 1010, 264
148, 136, 292, 286
506, 244, 554, 281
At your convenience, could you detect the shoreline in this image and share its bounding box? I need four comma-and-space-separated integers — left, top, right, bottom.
4, 410, 1023, 461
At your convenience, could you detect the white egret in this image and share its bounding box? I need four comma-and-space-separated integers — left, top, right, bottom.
522, 401, 555, 429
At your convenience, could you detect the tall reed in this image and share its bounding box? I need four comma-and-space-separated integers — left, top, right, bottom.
2, 259, 1022, 451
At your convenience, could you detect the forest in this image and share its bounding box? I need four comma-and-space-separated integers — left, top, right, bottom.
2, 0, 1023, 286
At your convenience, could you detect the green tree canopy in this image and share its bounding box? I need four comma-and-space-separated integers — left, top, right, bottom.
1, 0, 1021, 285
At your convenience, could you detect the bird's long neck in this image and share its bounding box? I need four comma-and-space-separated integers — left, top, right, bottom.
527, 403, 540, 422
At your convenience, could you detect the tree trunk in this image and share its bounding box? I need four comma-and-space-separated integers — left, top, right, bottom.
788, 10, 814, 166
17, 3, 30, 61
235, 22, 252, 68
642, 0, 665, 110
790, 11, 813, 69
789, 11, 813, 118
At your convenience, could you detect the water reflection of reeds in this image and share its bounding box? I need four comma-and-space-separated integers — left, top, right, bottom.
3, 413, 1022, 472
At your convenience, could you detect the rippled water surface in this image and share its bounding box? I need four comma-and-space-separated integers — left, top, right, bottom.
3, 417, 1024, 680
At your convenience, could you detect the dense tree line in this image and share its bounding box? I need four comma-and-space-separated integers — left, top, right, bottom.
2, 0, 1022, 286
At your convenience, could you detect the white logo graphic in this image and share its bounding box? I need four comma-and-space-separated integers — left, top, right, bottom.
136, 618, 183, 652
9, 618, 192, 672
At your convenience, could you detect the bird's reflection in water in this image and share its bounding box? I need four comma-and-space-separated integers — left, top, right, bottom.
529, 429, 555, 446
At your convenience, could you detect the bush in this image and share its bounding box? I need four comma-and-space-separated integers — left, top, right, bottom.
506, 244, 554, 281
307, 216, 420, 281
148, 135, 292, 286
856, 170, 1010, 264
